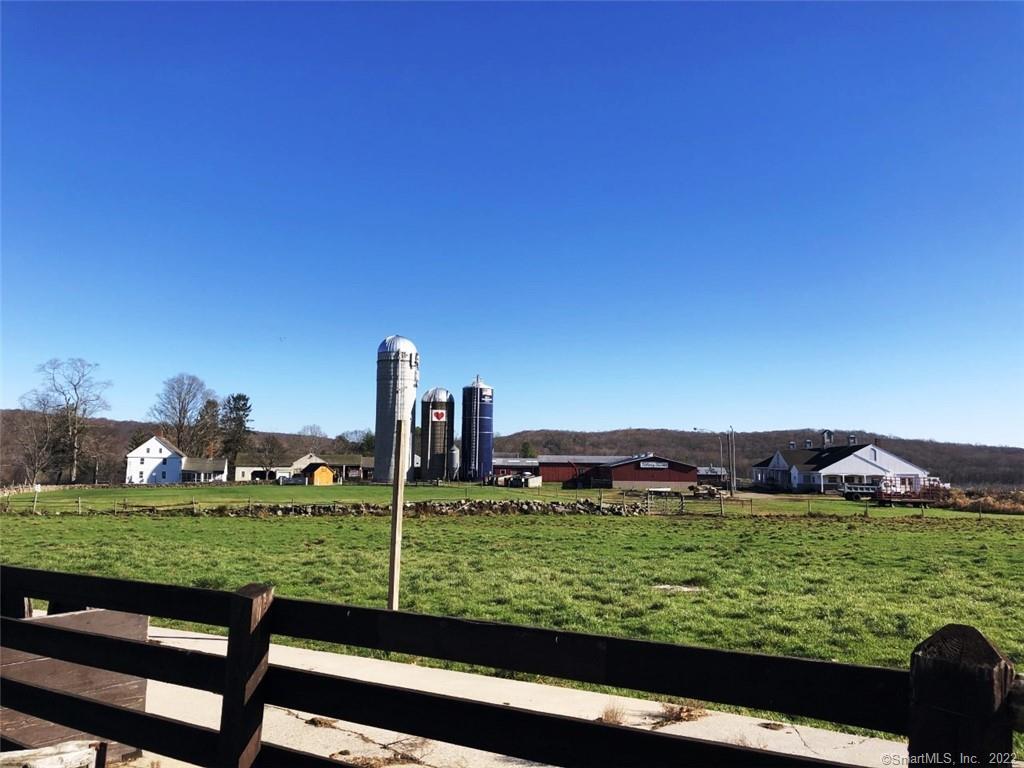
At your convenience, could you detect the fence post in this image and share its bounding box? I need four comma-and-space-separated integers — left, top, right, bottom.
0, 590, 31, 619
909, 624, 1015, 765
719, 493, 725, 517
218, 583, 274, 768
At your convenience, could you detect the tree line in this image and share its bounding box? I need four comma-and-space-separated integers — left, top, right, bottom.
3, 357, 377, 485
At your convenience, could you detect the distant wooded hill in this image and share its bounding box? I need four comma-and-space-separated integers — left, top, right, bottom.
494, 429, 1024, 487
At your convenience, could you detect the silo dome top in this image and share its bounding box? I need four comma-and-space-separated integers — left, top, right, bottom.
377, 335, 418, 356
422, 387, 451, 402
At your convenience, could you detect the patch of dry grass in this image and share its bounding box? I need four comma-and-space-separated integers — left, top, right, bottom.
650, 701, 707, 729
941, 489, 1024, 515
596, 700, 627, 725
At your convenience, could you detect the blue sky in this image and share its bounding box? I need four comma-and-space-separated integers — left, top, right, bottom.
2, 2, 1022, 446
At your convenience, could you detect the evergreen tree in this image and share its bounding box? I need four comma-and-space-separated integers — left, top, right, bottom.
220, 393, 253, 467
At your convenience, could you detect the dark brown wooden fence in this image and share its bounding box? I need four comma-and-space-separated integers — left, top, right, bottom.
1, 564, 1019, 768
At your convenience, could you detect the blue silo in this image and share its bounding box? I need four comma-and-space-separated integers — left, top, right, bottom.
461, 375, 493, 481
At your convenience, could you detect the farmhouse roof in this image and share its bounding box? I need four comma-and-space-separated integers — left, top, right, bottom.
153, 436, 184, 456
182, 457, 227, 473
754, 444, 873, 472
794, 444, 870, 471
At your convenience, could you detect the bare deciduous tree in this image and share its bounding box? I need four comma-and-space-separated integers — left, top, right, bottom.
36, 358, 111, 483
80, 422, 119, 484
13, 391, 59, 483
255, 434, 285, 479
148, 373, 216, 455
298, 424, 328, 454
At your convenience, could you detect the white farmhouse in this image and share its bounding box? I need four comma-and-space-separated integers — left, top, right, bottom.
126, 436, 183, 484
751, 433, 932, 493
125, 436, 228, 484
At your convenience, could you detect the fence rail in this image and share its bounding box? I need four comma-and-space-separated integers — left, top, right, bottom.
1, 564, 1019, 767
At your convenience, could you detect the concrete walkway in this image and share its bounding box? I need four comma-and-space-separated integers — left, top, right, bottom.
128, 627, 909, 767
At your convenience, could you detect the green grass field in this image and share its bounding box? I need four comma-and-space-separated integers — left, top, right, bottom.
2, 513, 1020, 666
2, 511, 1021, 745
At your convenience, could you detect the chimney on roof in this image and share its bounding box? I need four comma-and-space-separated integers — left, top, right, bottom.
804, 439, 813, 449
788, 441, 796, 450
822, 430, 834, 449
848, 433, 856, 446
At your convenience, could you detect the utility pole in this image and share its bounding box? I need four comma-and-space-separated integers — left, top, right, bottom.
387, 419, 408, 611
693, 427, 726, 488
729, 426, 737, 497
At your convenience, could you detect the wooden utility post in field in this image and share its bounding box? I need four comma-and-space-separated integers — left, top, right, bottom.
387, 419, 408, 611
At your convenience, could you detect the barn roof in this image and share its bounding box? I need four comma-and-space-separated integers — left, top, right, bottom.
601, 454, 696, 470
235, 453, 294, 468
316, 453, 363, 466
538, 455, 631, 465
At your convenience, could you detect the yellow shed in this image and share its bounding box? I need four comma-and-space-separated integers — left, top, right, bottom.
310, 465, 334, 486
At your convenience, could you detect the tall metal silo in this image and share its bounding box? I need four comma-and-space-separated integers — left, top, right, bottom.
374, 335, 419, 483
420, 387, 455, 481
460, 375, 493, 481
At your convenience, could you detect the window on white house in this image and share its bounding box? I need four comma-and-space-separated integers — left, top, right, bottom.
146, 447, 150, 453
139, 471, 143, 479
162, 458, 167, 465
139, 458, 144, 464
871, 449, 877, 461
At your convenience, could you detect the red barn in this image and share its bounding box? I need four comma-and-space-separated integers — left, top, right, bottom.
590, 454, 698, 490
537, 454, 697, 489
537, 455, 630, 485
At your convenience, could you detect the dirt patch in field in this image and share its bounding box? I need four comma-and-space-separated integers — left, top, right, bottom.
653, 584, 703, 594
